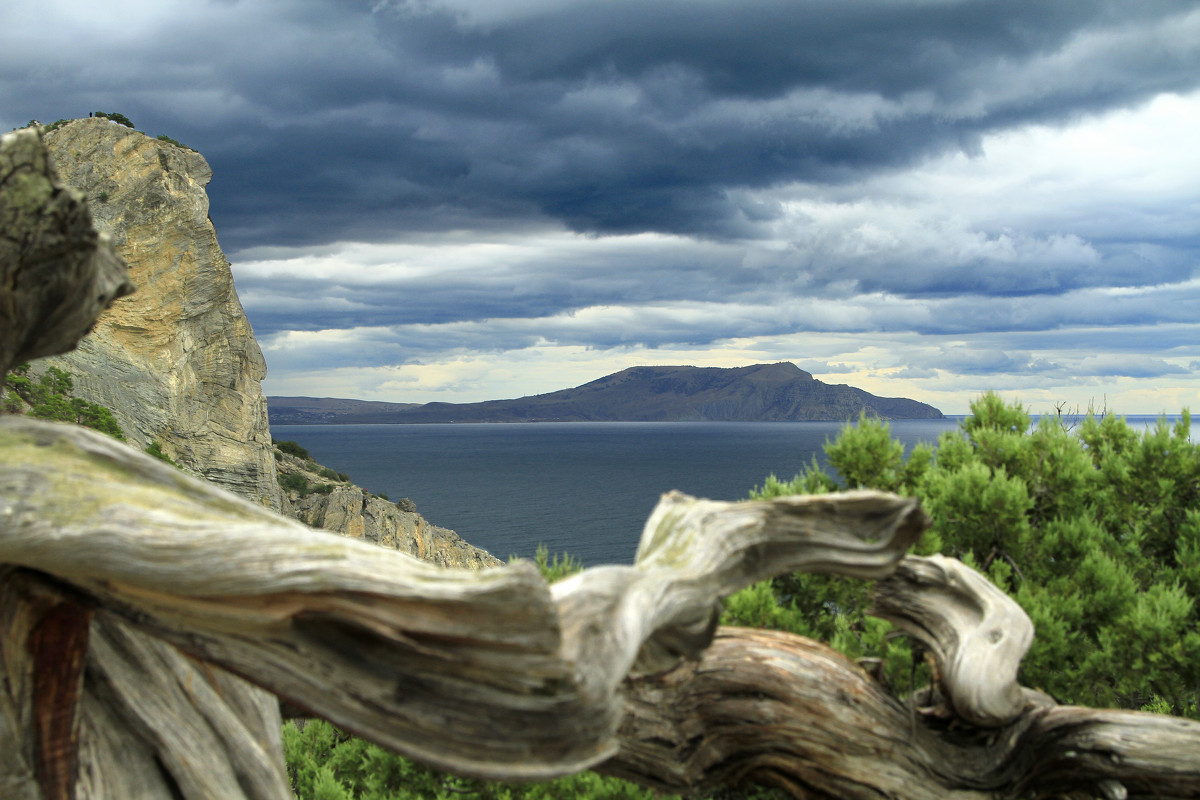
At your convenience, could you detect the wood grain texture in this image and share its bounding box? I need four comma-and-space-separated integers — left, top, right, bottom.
2, 418, 1199, 798
30, 594, 91, 800
0, 417, 925, 783
0, 126, 132, 377
605, 627, 1200, 799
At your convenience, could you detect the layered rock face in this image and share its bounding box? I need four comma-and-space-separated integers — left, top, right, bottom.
277, 452, 502, 570
32, 118, 499, 569
40, 118, 283, 509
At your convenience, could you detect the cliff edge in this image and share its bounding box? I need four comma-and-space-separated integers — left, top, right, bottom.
39, 117, 282, 507
30, 118, 497, 569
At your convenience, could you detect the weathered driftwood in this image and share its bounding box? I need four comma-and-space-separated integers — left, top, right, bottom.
3, 420, 1200, 799
607, 627, 1200, 800
4, 120, 1200, 800
0, 417, 926, 788
0, 127, 132, 378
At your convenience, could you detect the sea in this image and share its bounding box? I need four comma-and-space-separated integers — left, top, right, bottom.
272, 414, 1186, 567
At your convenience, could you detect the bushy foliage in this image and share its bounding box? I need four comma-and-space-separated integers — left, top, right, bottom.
3, 364, 126, 441
283, 719, 694, 800
276, 440, 312, 460
93, 111, 135, 128
511, 543, 585, 583
726, 395, 1200, 717
3, 391, 23, 413
144, 441, 182, 468
155, 133, 195, 151
279, 472, 309, 496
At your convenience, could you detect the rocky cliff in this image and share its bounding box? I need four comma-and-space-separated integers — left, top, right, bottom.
275, 449, 502, 569
31, 118, 498, 570
39, 118, 282, 507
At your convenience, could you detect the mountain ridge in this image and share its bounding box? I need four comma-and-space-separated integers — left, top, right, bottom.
269, 362, 943, 424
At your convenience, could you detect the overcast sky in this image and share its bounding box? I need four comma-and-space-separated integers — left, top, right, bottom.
5, 0, 1200, 414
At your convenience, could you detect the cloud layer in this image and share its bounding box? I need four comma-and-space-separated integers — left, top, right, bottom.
5, 0, 1200, 412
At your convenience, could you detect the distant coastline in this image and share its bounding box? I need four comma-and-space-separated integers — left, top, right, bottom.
269, 362, 943, 425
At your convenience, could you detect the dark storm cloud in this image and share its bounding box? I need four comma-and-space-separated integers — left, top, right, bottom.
7, 0, 1200, 409
11, 0, 1195, 252
226, 0, 1200, 248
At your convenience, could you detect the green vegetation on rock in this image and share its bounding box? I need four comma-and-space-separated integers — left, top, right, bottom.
155, 133, 196, 152
279, 471, 309, 496
275, 439, 313, 460
93, 111, 135, 128
3, 364, 126, 441
144, 440, 181, 468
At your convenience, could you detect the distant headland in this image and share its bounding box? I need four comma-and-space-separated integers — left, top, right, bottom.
268, 362, 943, 424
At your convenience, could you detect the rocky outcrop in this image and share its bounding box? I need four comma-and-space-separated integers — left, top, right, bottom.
275, 450, 502, 569
29, 118, 500, 569
37, 118, 282, 509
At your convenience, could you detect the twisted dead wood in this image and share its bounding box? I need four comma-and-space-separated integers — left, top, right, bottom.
4, 119, 1200, 800
0, 417, 926, 789
605, 626, 1200, 799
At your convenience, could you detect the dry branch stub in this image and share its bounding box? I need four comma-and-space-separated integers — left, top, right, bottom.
0, 126, 132, 378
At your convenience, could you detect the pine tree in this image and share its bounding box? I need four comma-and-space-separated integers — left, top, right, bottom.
729, 395, 1200, 717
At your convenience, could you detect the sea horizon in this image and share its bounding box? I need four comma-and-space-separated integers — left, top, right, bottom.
274, 415, 1188, 567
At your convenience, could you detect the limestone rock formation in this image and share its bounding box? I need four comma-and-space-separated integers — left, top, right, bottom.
37, 118, 282, 509
275, 450, 502, 569
26, 117, 500, 568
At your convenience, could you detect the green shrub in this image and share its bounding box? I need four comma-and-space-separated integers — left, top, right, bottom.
144, 440, 181, 468
279, 472, 309, 496
276, 440, 312, 460
2, 391, 22, 414
524, 544, 585, 582
18, 367, 125, 440
282, 719, 699, 800
94, 111, 135, 128
155, 133, 194, 151
735, 394, 1200, 717
6, 374, 33, 401
319, 466, 341, 481
73, 399, 125, 441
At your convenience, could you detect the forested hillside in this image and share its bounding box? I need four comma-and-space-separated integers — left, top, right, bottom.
268, 362, 943, 424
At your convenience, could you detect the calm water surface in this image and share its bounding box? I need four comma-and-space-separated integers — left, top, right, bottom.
272, 419, 963, 566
